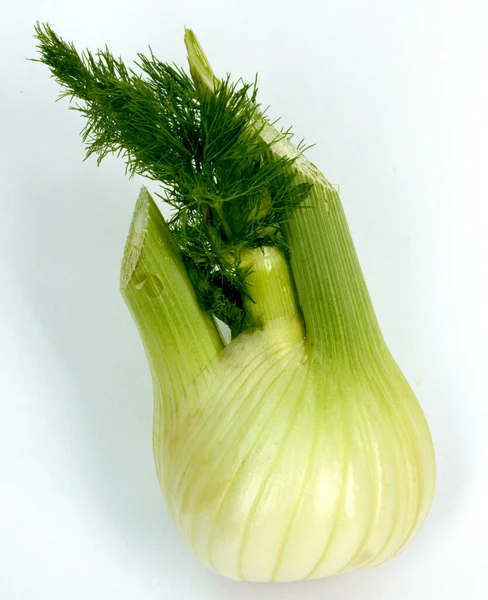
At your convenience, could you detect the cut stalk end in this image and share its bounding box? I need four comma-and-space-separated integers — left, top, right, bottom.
184, 28, 217, 94
120, 186, 151, 291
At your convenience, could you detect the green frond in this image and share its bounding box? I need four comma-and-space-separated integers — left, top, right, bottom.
34, 22, 311, 335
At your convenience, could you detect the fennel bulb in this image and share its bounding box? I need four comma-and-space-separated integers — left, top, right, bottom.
35, 24, 436, 582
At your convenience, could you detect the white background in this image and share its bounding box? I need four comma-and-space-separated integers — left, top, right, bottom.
1, 1, 487, 598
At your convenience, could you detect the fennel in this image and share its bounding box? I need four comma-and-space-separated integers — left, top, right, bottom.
35, 23, 436, 582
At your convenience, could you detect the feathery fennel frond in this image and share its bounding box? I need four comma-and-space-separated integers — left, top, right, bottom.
34, 22, 311, 334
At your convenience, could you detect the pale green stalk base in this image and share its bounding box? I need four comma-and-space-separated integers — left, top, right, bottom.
163, 332, 435, 582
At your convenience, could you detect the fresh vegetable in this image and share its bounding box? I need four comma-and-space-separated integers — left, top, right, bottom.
35, 23, 436, 582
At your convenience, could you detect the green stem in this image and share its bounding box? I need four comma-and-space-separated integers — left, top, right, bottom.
282, 175, 385, 367
121, 188, 223, 451
239, 246, 304, 339
212, 203, 234, 241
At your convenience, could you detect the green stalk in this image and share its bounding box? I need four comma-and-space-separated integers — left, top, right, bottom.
120, 188, 223, 458
239, 246, 304, 339
281, 172, 384, 367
